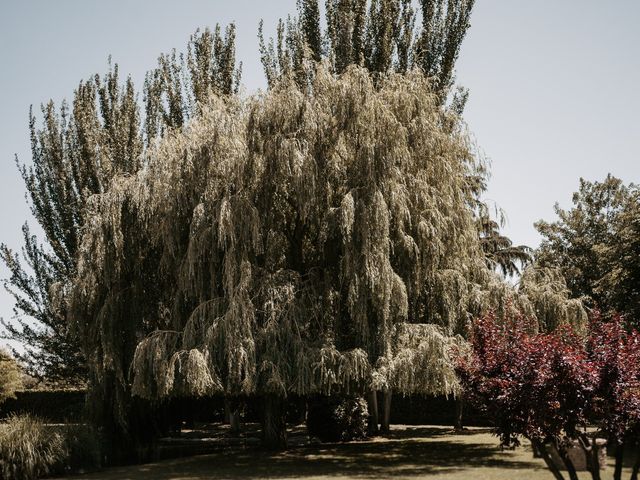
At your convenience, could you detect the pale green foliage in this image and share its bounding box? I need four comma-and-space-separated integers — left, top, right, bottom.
1, 64, 141, 384
68, 65, 523, 425
1, 25, 241, 388
519, 266, 588, 332
144, 25, 241, 142
0, 349, 23, 404
131, 331, 223, 400
374, 323, 462, 396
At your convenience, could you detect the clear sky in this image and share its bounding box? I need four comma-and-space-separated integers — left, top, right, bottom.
0, 1, 639, 351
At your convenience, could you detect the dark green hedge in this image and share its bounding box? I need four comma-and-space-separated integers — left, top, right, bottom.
0, 390, 86, 423
0, 390, 491, 427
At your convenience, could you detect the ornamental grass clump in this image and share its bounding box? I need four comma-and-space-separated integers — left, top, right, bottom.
0, 414, 66, 480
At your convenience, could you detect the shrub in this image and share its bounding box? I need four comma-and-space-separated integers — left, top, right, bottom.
0, 350, 23, 405
307, 396, 368, 442
0, 414, 66, 480
59, 424, 102, 474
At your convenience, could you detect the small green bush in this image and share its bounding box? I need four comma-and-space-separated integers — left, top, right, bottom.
307, 396, 369, 442
0, 414, 66, 480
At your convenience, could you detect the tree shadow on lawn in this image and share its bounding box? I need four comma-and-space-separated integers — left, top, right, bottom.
64, 430, 544, 480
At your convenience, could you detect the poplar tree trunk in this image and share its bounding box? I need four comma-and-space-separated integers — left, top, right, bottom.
262, 394, 288, 450
380, 390, 392, 433
367, 390, 379, 435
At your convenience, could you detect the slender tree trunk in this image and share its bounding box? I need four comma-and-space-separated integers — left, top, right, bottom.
589, 442, 601, 480
454, 394, 464, 431
380, 390, 392, 433
614, 442, 624, 480
531, 439, 565, 480
229, 408, 241, 434
577, 433, 601, 480
585, 442, 601, 480
297, 396, 307, 425
555, 440, 579, 480
262, 394, 287, 450
367, 390, 379, 436
225, 397, 242, 434
631, 445, 640, 480
224, 397, 231, 423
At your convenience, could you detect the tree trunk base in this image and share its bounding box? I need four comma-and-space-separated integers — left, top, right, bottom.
262, 394, 287, 450
367, 390, 379, 436
380, 390, 392, 433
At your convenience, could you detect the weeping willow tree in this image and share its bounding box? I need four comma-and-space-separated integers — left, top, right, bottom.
519, 266, 588, 333
65, 62, 524, 449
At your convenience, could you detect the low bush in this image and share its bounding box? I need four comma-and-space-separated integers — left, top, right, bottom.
0, 414, 66, 480
59, 423, 102, 474
307, 396, 368, 442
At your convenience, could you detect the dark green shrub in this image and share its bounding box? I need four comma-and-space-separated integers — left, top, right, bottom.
58, 424, 102, 474
0, 389, 85, 423
0, 414, 66, 480
307, 396, 368, 442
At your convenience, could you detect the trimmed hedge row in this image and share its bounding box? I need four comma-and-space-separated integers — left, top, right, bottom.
0, 390, 86, 423
1, 390, 491, 427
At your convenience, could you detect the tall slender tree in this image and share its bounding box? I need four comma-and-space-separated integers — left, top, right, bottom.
1, 64, 142, 384
1, 26, 241, 391
259, 0, 475, 97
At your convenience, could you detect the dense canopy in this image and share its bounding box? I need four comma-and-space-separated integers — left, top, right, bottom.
63, 65, 526, 446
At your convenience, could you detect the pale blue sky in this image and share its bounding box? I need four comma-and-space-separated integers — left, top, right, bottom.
1, 1, 639, 351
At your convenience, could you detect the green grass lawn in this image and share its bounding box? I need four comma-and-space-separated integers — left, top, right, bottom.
56, 425, 633, 480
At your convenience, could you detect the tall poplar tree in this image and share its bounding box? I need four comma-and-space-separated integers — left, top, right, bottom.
259, 0, 474, 98
1, 26, 241, 389
1, 65, 142, 385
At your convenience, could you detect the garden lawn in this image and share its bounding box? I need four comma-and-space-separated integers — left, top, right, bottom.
55, 425, 633, 480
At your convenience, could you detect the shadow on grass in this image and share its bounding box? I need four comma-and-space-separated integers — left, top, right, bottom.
65, 429, 544, 480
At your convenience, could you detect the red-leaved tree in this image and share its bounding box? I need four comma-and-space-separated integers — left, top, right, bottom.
457, 310, 640, 480
587, 312, 640, 480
